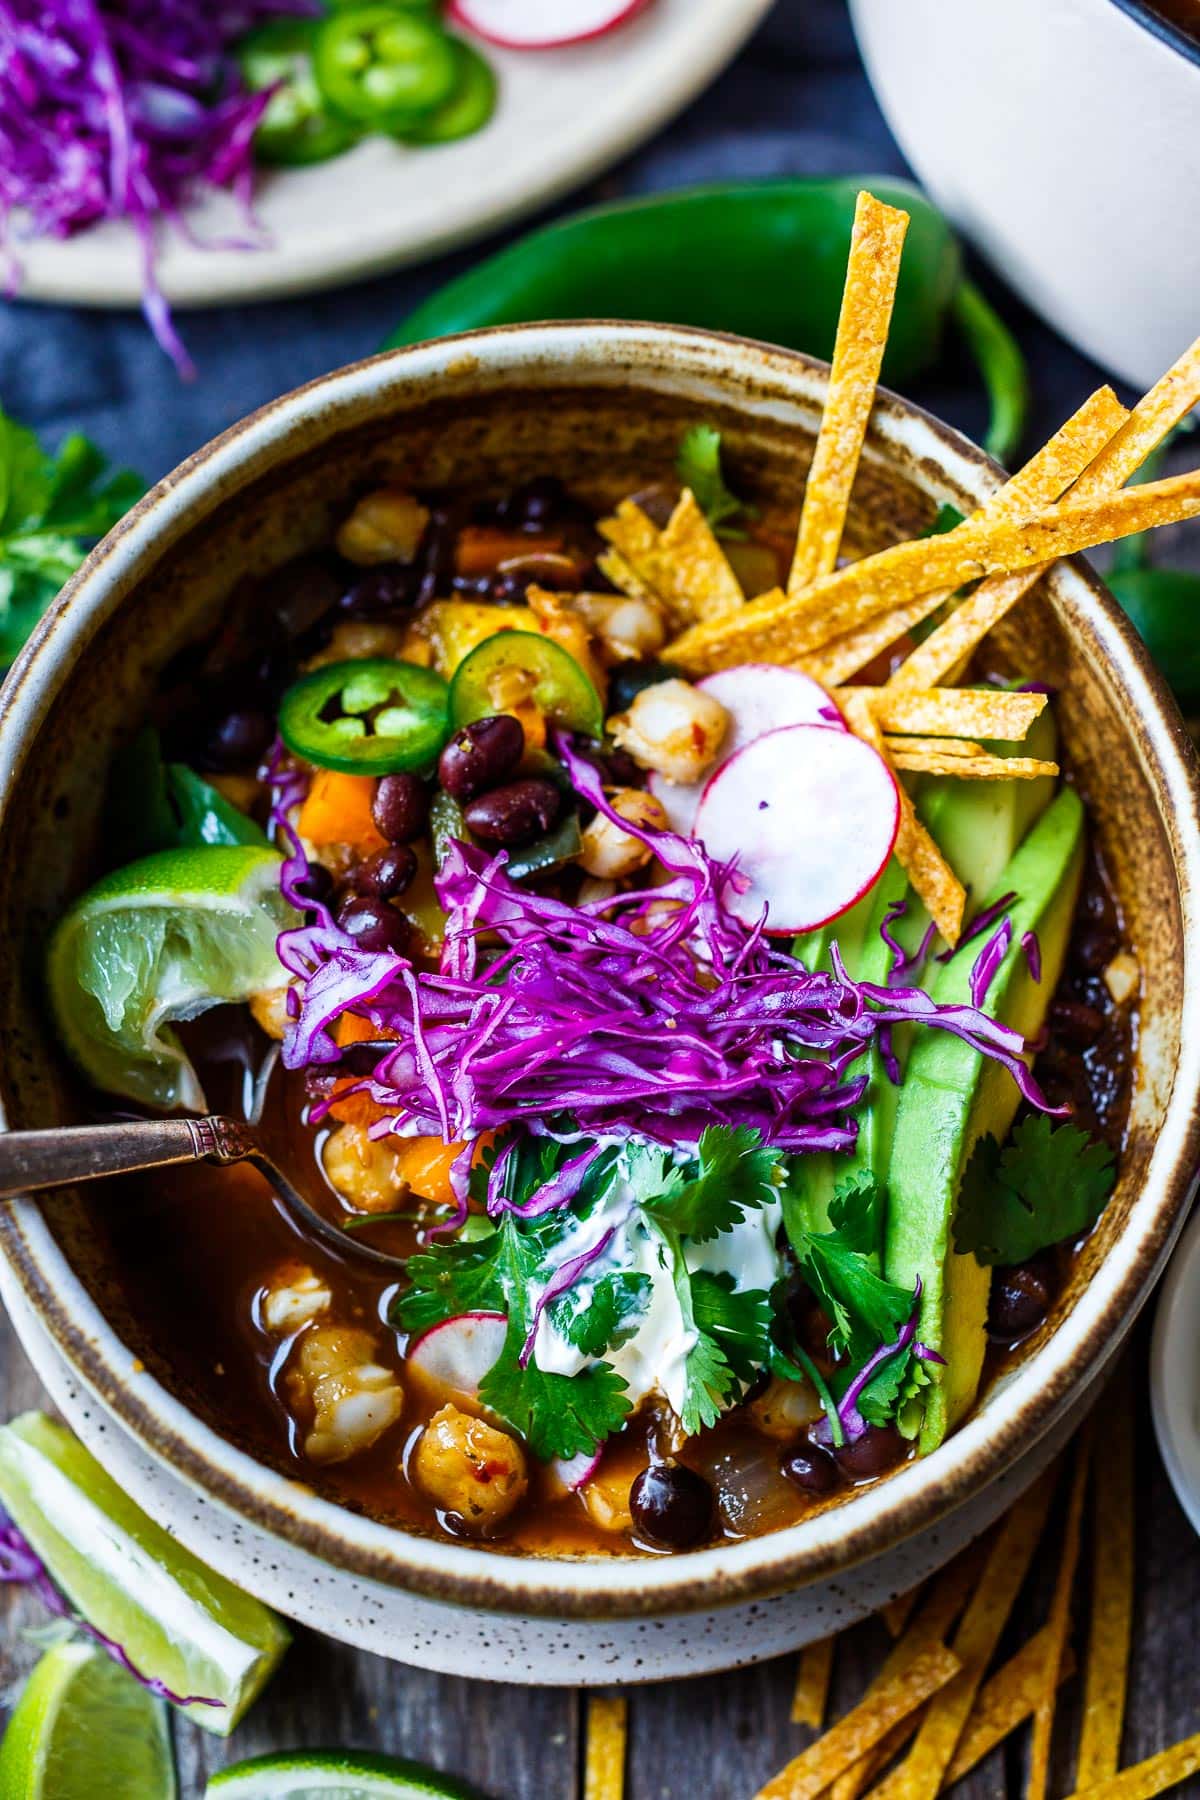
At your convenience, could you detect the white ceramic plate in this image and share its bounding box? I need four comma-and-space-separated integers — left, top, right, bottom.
1152, 1197, 1200, 1535
14, 0, 775, 311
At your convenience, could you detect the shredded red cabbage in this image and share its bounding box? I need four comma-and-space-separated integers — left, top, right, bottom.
969, 916, 1013, 1009
879, 898, 937, 983
1021, 929, 1042, 983
271, 735, 1063, 1182
0, 1512, 222, 1709
0, 0, 316, 373
939, 890, 1016, 962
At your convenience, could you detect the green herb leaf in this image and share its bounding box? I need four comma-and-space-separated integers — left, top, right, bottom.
480, 1330, 631, 1461
676, 424, 753, 538
392, 1227, 506, 1334
788, 1171, 913, 1366
953, 1114, 1116, 1266
643, 1124, 778, 1243
550, 1270, 651, 1359
690, 1270, 773, 1389
105, 726, 267, 861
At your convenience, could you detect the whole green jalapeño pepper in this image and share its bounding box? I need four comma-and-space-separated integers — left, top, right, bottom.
387, 177, 1029, 465
279, 659, 450, 774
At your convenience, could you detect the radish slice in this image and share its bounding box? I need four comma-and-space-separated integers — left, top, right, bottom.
693, 724, 900, 935
407, 1312, 507, 1400
448, 0, 652, 50
546, 1449, 603, 1496
649, 665, 846, 837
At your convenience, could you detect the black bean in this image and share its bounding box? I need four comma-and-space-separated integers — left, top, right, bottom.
630, 1463, 714, 1550
336, 896, 411, 955
1073, 923, 1120, 973
1049, 998, 1106, 1049
607, 659, 684, 715
351, 848, 417, 901
438, 716, 525, 802
988, 1252, 1057, 1342
372, 772, 430, 844
497, 476, 569, 530
199, 707, 273, 771
464, 778, 561, 848
834, 1424, 906, 1480
294, 861, 334, 907
780, 1442, 841, 1496
339, 564, 416, 620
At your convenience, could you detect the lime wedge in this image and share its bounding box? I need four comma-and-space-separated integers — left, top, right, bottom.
0, 1414, 290, 1737
208, 1751, 483, 1799
46, 844, 294, 1109
0, 1638, 175, 1800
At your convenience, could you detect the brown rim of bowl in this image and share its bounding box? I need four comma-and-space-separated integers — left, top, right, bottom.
0, 322, 1198, 1620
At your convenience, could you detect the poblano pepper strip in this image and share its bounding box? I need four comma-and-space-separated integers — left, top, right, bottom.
385, 176, 1030, 464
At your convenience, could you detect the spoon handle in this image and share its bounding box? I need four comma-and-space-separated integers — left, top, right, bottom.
0, 1117, 252, 1201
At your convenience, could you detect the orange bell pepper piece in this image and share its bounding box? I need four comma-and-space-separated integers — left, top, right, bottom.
297, 769, 386, 851
454, 528, 563, 577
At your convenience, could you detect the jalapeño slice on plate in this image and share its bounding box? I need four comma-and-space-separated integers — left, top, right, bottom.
398, 38, 498, 144
313, 6, 459, 131
279, 659, 450, 774
448, 632, 603, 737
238, 20, 361, 167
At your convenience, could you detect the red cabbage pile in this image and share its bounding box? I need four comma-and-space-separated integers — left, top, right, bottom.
0, 0, 315, 373
271, 736, 1060, 1210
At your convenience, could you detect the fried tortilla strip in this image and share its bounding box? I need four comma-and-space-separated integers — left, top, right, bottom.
597, 546, 660, 607
807, 387, 1126, 687
1077, 1363, 1135, 1787
584, 1695, 627, 1800
840, 690, 966, 943
881, 1585, 923, 1640
944, 1628, 1076, 1786
1028, 1430, 1092, 1800
852, 687, 1047, 740
756, 1644, 960, 1800
832, 1542, 988, 1800
789, 192, 909, 593
894, 335, 1200, 688
869, 1467, 1058, 1800
884, 744, 1058, 781
598, 492, 742, 630
792, 1635, 835, 1728
667, 466, 1200, 673
1061, 1736, 1200, 1800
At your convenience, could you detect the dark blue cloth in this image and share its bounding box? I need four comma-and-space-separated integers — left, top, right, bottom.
0, 0, 1117, 483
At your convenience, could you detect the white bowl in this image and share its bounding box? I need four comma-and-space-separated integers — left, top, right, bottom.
848, 0, 1200, 389
1152, 1197, 1200, 1537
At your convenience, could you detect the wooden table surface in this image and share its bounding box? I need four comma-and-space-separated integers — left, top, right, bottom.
0, 1306, 1196, 1800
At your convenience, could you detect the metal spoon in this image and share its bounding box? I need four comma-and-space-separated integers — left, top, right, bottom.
0, 1048, 410, 1273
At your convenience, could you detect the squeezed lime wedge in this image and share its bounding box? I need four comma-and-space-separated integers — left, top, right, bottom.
208, 1751, 483, 1799
46, 844, 293, 1109
0, 1414, 290, 1737
0, 1638, 175, 1800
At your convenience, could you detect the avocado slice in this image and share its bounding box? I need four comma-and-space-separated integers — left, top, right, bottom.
884, 784, 1085, 1452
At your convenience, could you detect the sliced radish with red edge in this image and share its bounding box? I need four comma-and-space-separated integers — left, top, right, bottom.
693, 724, 900, 935
546, 1449, 603, 1497
448, 0, 653, 50
407, 1311, 507, 1400
649, 664, 846, 837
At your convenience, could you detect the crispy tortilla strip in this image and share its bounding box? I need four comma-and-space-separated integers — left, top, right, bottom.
833, 1542, 989, 1800
870, 1467, 1058, 1800
852, 687, 1047, 740
667, 466, 1200, 673
798, 591, 951, 688
884, 744, 1058, 780
598, 492, 742, 630
597, 545, 660, 607
893, 337, 1200, 689
792, 1635, 835, 1728
881, 1585, 922, 1640
840, 690, 966, 943
584, 1695, 627, 1800
756, 1644, 960, 1800
1028, 1430, 1092, 1800
944, 1629, 1076, 1786
789, 192, 909, 593
1077, 1364, 1135, 1787
1061, 1735, 1200, 1800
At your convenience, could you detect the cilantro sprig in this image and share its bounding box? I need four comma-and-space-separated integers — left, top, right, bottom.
953, 1115, 1116, 1266
676, 424, 755, 539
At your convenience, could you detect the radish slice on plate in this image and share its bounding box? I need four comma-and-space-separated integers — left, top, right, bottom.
693, 724, 900, 935
649, 664, 846, 837
448, 0, 653, 50
546, 1449, 603, 1497
407, 1312, 507, 1400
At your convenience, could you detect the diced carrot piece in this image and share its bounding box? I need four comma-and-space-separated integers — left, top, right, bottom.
327, 1080, 391, 1128
297, 769, 386, 851
454, 528, 563, 577
392, 1132, 497, 1207
335, 1012, 381, 1047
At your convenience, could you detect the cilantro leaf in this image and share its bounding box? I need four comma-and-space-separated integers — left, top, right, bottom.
787, 1171, 913, 1366
690, 1270, 773, 1389
676, 425, 753, 538
550, 1270, 650, 1359
643, 1124, 778, 1243
392, 1228, 506, 1334
953, 1115, 1116, 1266
479, 1328, 631, 1461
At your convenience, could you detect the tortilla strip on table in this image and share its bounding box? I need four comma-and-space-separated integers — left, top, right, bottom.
891, 334, 1200, 689
1027, 1429, 1092, 1800
789, 191, 909, 593
944, 1627, 1077, 1786
791, 1635, 835, 1728
584, 1695, 627, 1800
666, 466, 1200, 673
1076, 1361, 1135, 1787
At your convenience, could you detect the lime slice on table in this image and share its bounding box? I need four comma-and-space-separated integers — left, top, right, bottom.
0, 1637, 175, 1800
46, 844, 294, 1110
0, 1413, 290, 1737
208, 1750, 483, 1799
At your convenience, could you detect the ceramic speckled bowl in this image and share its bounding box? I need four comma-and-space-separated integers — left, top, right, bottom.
0, 324, 1197, 1683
